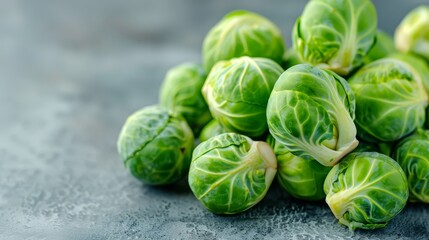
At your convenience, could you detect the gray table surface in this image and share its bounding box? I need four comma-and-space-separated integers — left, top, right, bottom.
1, 0, 428, 239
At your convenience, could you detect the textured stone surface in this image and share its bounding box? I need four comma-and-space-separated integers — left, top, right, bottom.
0, 0, 428, 239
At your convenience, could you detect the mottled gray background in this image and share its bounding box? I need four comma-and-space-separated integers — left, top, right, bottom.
1, 0, 428, 239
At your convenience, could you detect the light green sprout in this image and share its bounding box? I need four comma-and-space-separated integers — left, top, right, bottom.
117, 105, 194, 185
395, 6, 429, 61
393, 129, 429, 203
267, 64, 358, 167
159, 63, 212, 135
202, 10, 285, 72
188, 133, 277, 214
324, 152, 409, 230
348, 56, 428, 142
293, 0, 377, 76
203, 56, 283, 138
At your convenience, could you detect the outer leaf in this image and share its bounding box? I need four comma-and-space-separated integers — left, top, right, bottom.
117, 105, 194, 185
203, 57, 283, 137
267, 64, 358, 166
293, 0, 377, 75
160, 63, 211, 135
349, 57, 428, 142
324, 152, 409, 230
202, 10, 285, 72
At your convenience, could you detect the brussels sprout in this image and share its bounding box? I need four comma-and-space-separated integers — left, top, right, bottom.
395, 6, 429, 61
266, 135, 331, 201
267, 64, 358, 167
348, 57, 429, 142
363, 30, 396, 64
198, 119, 230, 142
293, 0, 377, 76
203, 56, 283, 138
202, 10, 285, 72
160, 63, 212, 135
281, 48, 304, 70
188, 133, 277, 214
324, 152, 409, 230
117, 105, 194, 185
393, 129, 429, 203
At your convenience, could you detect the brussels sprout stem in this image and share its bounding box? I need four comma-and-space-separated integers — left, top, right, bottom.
326, 189, 354, 220
253, 141, 277, 186
329, 33, 356, 76
333, 96, 359, 161
334, 140, 358, 161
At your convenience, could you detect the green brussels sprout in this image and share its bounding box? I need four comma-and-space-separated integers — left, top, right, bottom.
293, 0, 377, 76
117, 105, 194, 185
267, 64, 358, 167
188, 133, 277, 214
266, 135, 331, 201
363, 30, 396, 64
281, 48, 304, 70
395, 6, 429, 61
203, 56, 283, 138
198, 119, 230, 142
202, 10, 285, 72
160, 63, 212, 135
324, 152, 409, 230
393, 129, 429, 203
348, 57, 429, 142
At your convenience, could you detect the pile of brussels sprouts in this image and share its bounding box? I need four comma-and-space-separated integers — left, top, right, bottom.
117, 0, 429, 231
